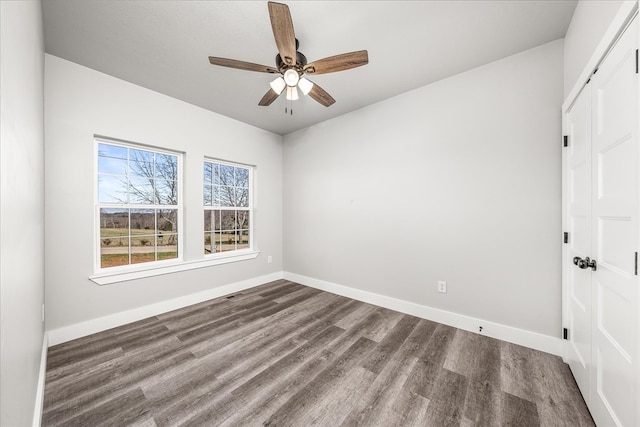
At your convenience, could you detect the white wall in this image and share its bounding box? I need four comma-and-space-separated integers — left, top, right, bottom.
283, 40, 564, 338
563, 0, 629, 97
0, 1, 46, 425
44, 55, 283, 331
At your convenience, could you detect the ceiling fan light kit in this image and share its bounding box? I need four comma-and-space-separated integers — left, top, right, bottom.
270, 77, 286, 95
286, 86, 299, 101
283, 68, 300, 86
297, 77, 313, 95
208, 1, 368, 111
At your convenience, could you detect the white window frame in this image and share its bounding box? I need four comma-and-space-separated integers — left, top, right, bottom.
203, 157, 255, 257
92, 137, 184, 277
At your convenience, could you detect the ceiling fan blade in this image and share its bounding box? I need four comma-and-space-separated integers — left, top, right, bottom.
258, 88, 281, 106
268, 2, 297, 66
209, 57, 278, 74
304, 50, 369, 75
307, 81, 336, 107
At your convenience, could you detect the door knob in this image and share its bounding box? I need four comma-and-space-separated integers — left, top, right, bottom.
573, 256, 597, 271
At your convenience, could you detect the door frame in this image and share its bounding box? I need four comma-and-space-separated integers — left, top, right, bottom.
561, 1, 639, 424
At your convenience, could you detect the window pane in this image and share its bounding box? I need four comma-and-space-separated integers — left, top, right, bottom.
236, 210, 249, 229
238, 230, 249, 250
204, 210, 212, 232
130, 228, 155, 267
101, 239, 129, 268
218, 186, 235, 206
98, 174, 127, 203
156, 179, 178, 205
204, 163, 213, 185
219, 231, 236, 252
98, 156, 128, 175
98, 143, 127, 160
129, 149, 155, 178
213, 186, 221, 207
220, 210, 235, 230
213, 231, 224, 253
159, 231, 178, 248
235, 167, 249, 188
129, 176, 154, 204
213, 164, 220, 185
155, 153, 177, 180
131, 240, 155, 264
130, 209, 154, 232
100, 208, 129, 238
131, 233, 154, 246
204, 232, 213, 254
219, 164, 234, 186
236, 187, 249, 207
204, 185, 212, 206
158, 209, 178, 233
214, 210, 222, 230
158, 234, 178, 261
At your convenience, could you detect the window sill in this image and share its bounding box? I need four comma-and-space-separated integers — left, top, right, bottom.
89, 250, 260, 285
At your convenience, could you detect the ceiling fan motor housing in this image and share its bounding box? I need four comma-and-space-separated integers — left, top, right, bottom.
275, 51, 307, 71
275, 39, 307, 73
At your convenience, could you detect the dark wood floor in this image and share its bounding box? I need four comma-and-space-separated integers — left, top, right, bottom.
43, 280, 594, 426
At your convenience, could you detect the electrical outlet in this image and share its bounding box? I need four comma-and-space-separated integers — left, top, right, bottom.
267, 255, 273, 264
437, 281, 447, 293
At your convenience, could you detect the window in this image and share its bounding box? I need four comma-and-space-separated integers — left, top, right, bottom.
203, 160, 252, 255
96, 139, 180, 270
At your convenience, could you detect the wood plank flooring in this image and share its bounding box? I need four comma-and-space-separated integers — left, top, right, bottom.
43, 280, 594, 426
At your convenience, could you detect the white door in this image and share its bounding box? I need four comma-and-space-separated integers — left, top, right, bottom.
566, 82, 593, 402
565, 16, 639, 427
589, 16, 638, 427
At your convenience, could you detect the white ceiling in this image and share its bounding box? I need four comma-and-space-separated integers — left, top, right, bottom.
42, 0, 577, 135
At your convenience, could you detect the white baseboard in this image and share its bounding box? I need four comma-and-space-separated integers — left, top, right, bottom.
46, 270, 562, 356
32, 332, 48, 427
47, 272, 283, 347
283, 272, 563, 357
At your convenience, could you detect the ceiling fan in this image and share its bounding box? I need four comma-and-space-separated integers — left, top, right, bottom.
208, 1, 368, 109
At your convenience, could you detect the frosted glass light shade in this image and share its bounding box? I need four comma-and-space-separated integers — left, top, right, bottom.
298, 77, 313, 95
286, 86, 299, 101
269, 77, 286, 95
283, 69, 300, 86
